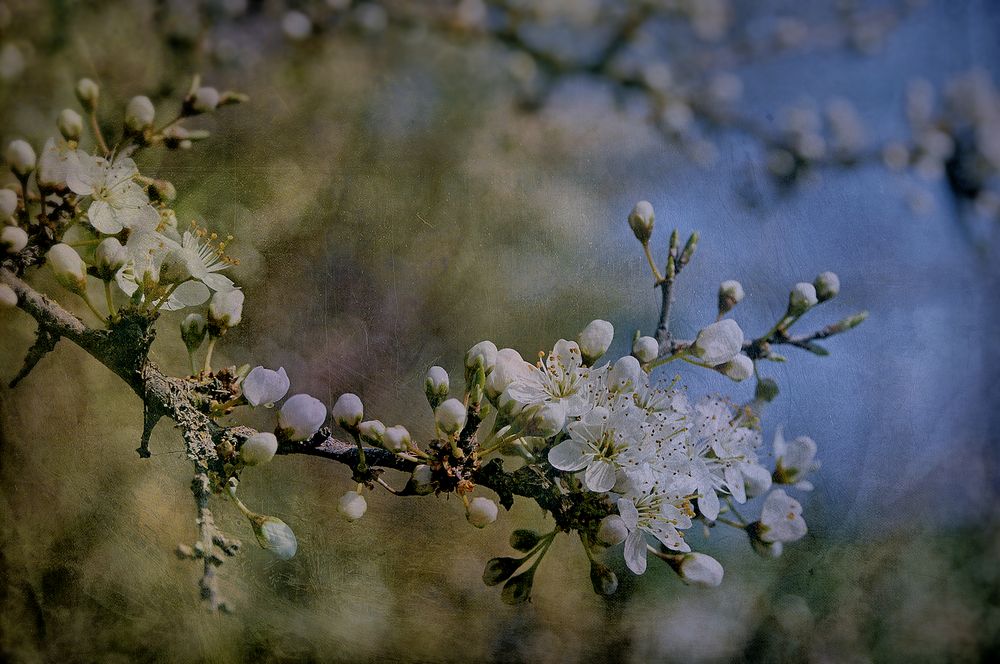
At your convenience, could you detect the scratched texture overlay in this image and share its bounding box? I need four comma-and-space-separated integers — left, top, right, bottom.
0, 1, 998, 662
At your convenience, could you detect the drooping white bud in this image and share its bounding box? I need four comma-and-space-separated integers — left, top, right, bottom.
608, 355, 642, 392
332, 393, 364, 430
46, 243, 87, 294
0, 283, 16, 308
383, 425, 411, 453
517, 400, 567, 438
718, 279, 745, 315
597, 514, 628, 546
241, 432, 278, 466
208, 289, 244, 329
180, 313, 207, 353
253, 516, 298, 560
242, 366, 290, 407
577, 319, 614, 365
58, 109, 84, 142
632, 335, 659, 363
410, 464, 434, 495
191, 87, 220, 114
485, 348, 532, 400
93, 237, 127, 280
715, 353, 753, 382
358, 420, 386, 446
467, 496, 498, 528
124, 95, 155, 133
338, 490, 368, 521
1, 225, 27, 253
5, 140, 36, 176
813, 271, 840, 302
691, 319, 744, 366
0, 189, 17, 221
464, 340, 498, 373
628, 200, 655, 243
788, 282, 818, 315
435, 398, 467, 435
277, 394, 327, 441
424, 365, 450, 407
674, 552, 724, 588
75, 78, 99, 111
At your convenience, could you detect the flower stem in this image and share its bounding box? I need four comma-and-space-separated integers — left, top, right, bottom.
642, 242, 664, 283
203, 336, 218, 373
88, 109, 110, 156
103, 280, 117, 318
80, 292, 107, 325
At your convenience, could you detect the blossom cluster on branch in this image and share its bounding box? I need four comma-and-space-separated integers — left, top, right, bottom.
1, 77, 865, 611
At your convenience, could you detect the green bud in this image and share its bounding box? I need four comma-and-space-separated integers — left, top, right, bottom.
483, 556, 523, 587
755, 378, 780, 403
589, 561, 619, 596
500, 568, 535, 605
509, 529, 541, 553
181, 313, 208, 353
832, 310, 869, 333
679, 231, 699, 266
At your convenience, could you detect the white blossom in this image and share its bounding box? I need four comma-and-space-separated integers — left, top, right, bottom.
506, 339, 593, 417
773, 427, 819, 490
516, 400, 567, 438
608, 355, 642, 393
241, 432, 278, 466
410, 464, 434, 495
548, 399, 643, 493
180, 313, 207, 353
277, 394, 327, 441
242, 366, 290, 407
338, 490, 368, 521
690, 319, 744, 366
485, 348, 532, 400
67, 152, 158, 234
618, 493, 693, 575
36, 138, 76, 188
577, 319, 614, 364
757, 489, 807, 543
742, 463, 773, 499
425, 365, 450, 405
467, 497, 498, 528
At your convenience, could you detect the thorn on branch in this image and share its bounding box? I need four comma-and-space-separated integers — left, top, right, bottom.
9, 326, 60, 388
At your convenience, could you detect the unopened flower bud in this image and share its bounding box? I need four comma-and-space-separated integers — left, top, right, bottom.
241, 432, 278, 466
590, 561, 619, 595
252, 516, 298, 560
277, 394, 327, 441
577, 319, 614, 365
464, 340, 497, 373
0, 283, 17, 308
424, 365, 449, 408
409, 464, 434, 495
46, 243, 87, 294
718, 279, 745, 315
57, 109, 84, 141
242, 366, 289, 407
628, 200, 655, 243
501, 569, 535, 605
517, 401, 566, 438
358, 420, 386, 446
332, 393, 364, 430
1, 225, 27, 253
93, 237, 126, 280
467, 496, 498, 528
208, 289, 244, 329
435, 398, 467, 435
483, 556, 522, 586
755, 377, 780, 403
813, 271, 840, 302
5, 140, 36, 176
75, 78, 99, 111
124, 95, 155, 133
0, 189, 17, 221
716, 353, 753, 382
338, 490, 368, 521
509, 529, 541, 552
609, 355, 642, 392
485, 349, 531, 401
180, 313, 207, 353
632, 335, 659, 363
743, 463, 773, 499
497, 388, 525, 420
788, 282, 818, 315
691, 319, 744, 366
383, 425, 411, 453
597, 514, 628, 546
190, 87, 220, 114
672, 552, 724, 588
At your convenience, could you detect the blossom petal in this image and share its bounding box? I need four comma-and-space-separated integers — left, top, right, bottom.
617, 498, 639, 531
699, 486, 720, 521
547, 440, 590, 472
584, 458, 617, 493
87, 200, 123, 234
623, 530, 647, 575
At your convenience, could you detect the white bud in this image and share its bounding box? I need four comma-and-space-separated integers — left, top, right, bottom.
208, 289, 244, 329
597, 514, 628, 545
466, 496, 498, 528
691, 319, 744, 366
718, 279, 745, 314
517, 400, 567, 438
5, 140, 36, 176
788, 282, 818, 315
464, 340, 498, 372
180, 313, 207, 353
253, 516, 298, 560
715, 353, 753, 382
410, 464, 434, 495
577, 319, 614, 364
675, 552, 724, 588
632, 336, 659, 364
814, 271, 840, 302
383, 425, 411, 453
241, 432, 278, 466
332, 393, 364, 430
435, 398, 467, 435
0, 189, 17, 220
75, 78, 99, 111
58, 109, 84, 141
191, 87, 220, 114
46, 243, 87, 293
0, 283, 16, 308
93, 237, 126, 280
628, 200, 654, 243
124, 95, 155, 133
277, 394, 327, 441
358, 420, 386, 446
608, 355, 642, 392
485, 348, 531, 400
742, 463, 773, 499
1, 225, 27, 253
425, 365, 450, 407
338, 490, 368, 521
242, 366, 290, 407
